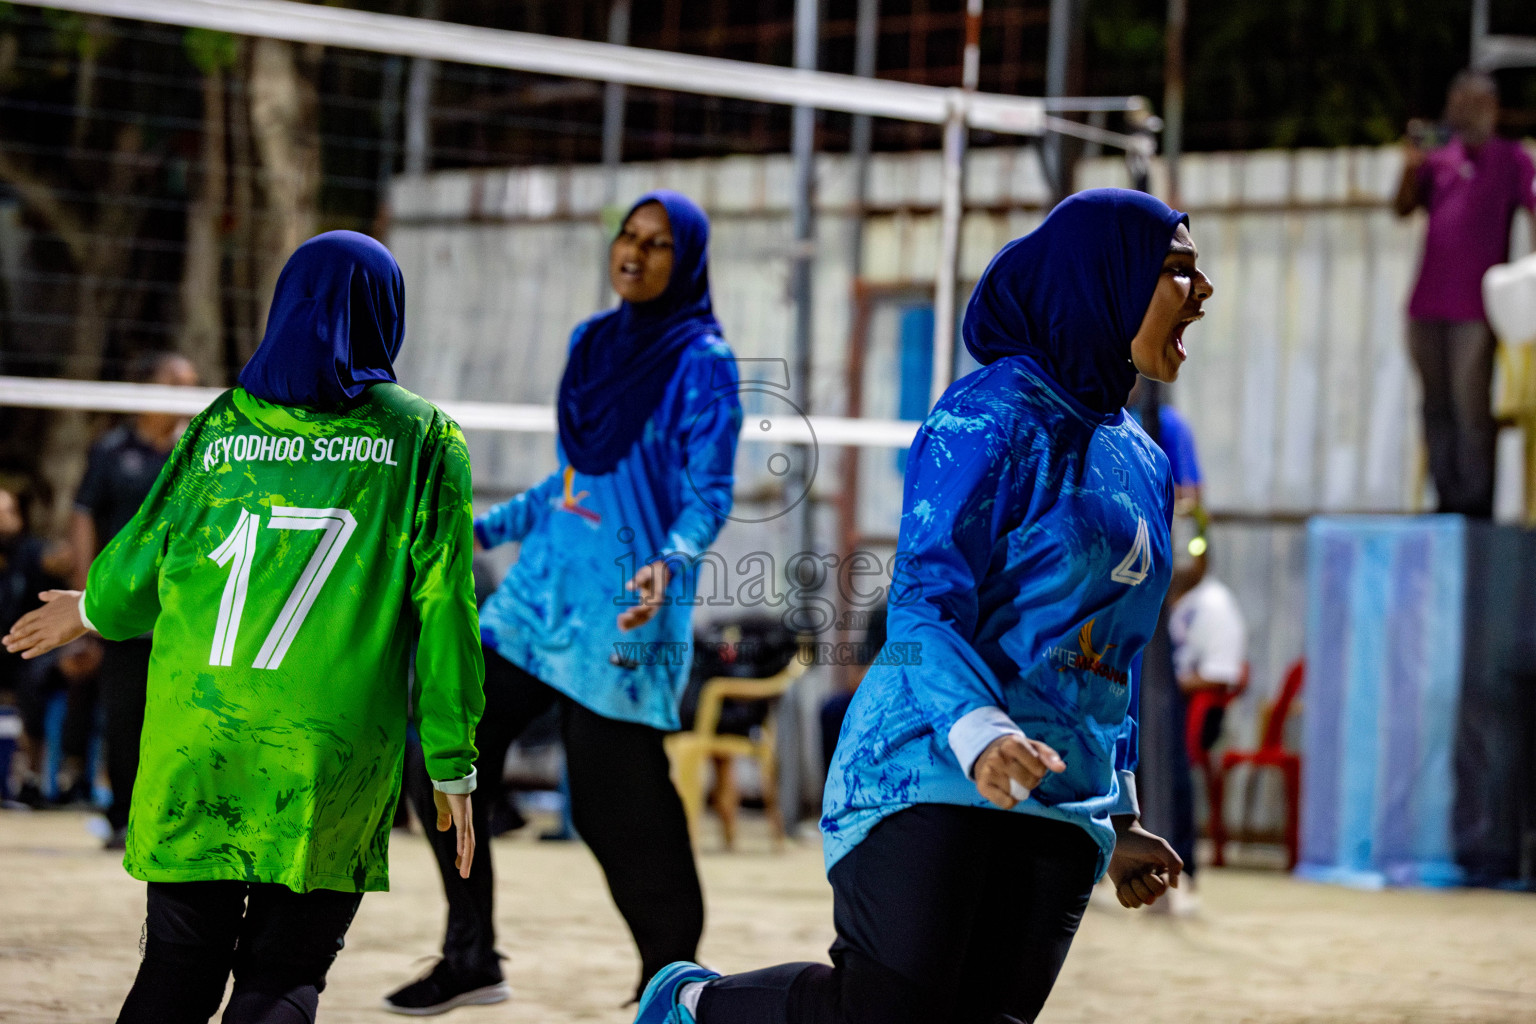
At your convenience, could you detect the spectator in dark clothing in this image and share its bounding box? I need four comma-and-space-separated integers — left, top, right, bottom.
70, 352, 199, 847
819, 605, 888, 774
0, 487, 63, 684
0, 486, 74, 806
1127, 382, 1209, 907
1395, 70, 1536, 518
1126, 377, 1202, 511
12, 637, 103, 806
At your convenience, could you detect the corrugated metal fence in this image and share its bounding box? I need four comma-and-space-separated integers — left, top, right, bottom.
386, 141, 1533, 828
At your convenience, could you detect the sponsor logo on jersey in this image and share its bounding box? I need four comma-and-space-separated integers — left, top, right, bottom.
1110, 515, 1151, 585
1046, 618, 1128, 686
556, 466, 602, 524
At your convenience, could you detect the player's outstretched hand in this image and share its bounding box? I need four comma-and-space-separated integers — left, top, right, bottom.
973, 733, 1066, 810
617, 560, 672, 632
1107, 819, 1183, 909
3, 590, 90, 660
434, 791, 475, 880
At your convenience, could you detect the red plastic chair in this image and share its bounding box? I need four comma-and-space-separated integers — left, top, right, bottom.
1208, 659, 1305, 869
1185, 663, 1249, 852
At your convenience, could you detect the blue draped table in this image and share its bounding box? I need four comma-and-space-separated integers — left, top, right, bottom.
1300, 516, 1536, 888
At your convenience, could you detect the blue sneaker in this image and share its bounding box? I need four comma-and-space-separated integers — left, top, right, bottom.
632, 961, 720, 1024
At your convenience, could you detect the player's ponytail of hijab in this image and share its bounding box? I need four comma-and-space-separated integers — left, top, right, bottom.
963, 188, 1188, 415
557, 189, 723, 476
239, 230, 405, 410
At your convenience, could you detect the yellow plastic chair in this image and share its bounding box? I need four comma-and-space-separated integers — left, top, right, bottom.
667, 654, 807, 851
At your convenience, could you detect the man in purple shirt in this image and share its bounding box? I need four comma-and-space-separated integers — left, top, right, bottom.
1395, 70, 1536, 518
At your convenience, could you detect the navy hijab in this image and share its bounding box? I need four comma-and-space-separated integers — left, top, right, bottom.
963, 188, 1188, 416
239, 230, 405, 410
558, 190, 721, 476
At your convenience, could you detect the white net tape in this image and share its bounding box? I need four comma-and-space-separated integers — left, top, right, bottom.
0, 376, 922, 449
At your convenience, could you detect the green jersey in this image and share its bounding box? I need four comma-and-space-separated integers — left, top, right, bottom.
81, 384, 484, 893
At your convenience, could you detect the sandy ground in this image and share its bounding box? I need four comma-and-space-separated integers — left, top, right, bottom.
2, 810, 1535, 1024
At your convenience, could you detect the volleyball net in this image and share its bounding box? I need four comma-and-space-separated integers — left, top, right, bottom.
0, 0, 1148, 452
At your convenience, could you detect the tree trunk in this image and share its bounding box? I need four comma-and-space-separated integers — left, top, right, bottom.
37, 126, 154, 531
229, 39, 260, 367
178, 67, 228, 386
68, 17, 108, 158
247, 37, 320, 342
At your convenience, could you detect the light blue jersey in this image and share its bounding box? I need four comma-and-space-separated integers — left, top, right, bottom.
475, 333, 741, 729
822, 353, 1173, 877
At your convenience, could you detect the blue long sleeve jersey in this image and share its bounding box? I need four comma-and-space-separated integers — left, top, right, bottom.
475, 333, 741, 729
822, 354, 1173, 878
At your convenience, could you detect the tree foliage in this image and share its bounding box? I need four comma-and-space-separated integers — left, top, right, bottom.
1084, 0, 1536, 150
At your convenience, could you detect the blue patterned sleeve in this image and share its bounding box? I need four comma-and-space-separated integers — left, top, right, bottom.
474, 470, 563, 548
659, 341, 741, 564
888, 405, 1026, 759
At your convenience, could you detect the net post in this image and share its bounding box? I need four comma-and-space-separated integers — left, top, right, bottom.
931, 89, 968, 410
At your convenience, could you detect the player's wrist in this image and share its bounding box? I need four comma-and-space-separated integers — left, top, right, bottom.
431, 767, 477, 794
75, 590, 99, 635
948, 706, 1024, 779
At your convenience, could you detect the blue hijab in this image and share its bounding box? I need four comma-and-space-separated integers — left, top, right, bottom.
963, 188, 1188, 416
558, 190, 722, 476
239, 231, 405, 410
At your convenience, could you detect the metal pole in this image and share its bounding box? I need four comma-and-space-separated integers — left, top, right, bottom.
402, 57, 436, 175
790, 0, 818, 562
962, 0, 983, 91
1042, 0, 1071, 201
791, 0, 818, 404
783, 0, 820, 833
599, 0, 630, 304
401, 0, 439, 176
836, 0, 880, 708
376, 56, 402, 196
847, 0, 879, 280
928, 0, 982, 408
931, 92, 966, 409
601, 0, 630, 204
1163, 0, 1186, 204
1471, 0, 1490, 68
1125, 106, 1159, 193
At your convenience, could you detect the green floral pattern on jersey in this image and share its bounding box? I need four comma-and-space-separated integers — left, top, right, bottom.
82, 384, 484, 893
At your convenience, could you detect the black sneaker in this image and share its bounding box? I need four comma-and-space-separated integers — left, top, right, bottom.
382, 960, 510, 1016
56, 777, 93, 807
13, 781, 47, 809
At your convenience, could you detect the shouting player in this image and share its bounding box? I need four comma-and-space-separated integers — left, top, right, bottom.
4, 231, 484, 1024
634, 189, 1212, 1024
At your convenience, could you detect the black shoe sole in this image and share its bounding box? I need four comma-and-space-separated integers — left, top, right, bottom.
382, 981, 512, 1016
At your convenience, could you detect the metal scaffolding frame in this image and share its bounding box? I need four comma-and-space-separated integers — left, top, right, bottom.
1472, 0, 1536, 71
